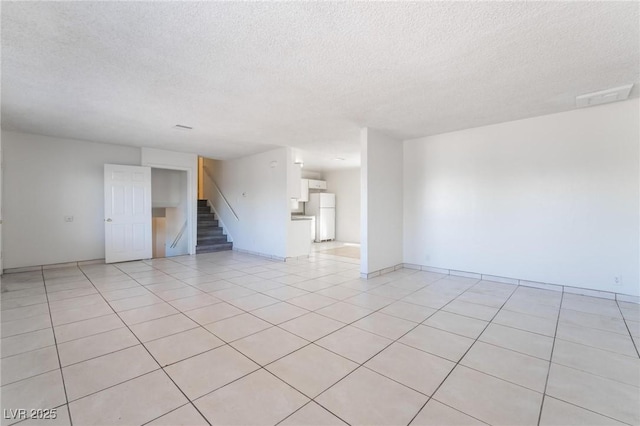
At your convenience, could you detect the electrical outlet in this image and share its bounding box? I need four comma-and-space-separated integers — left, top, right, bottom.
64, 216, 74, 222
613, 275, 622, 286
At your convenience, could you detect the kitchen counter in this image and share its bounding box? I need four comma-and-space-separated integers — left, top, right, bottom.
291, 215, 315, 221
291, 215, 316, 241
287, 218, 312, 257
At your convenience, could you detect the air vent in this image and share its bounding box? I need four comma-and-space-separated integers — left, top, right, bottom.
576, 84, 633, 108
173, 124, 193, 130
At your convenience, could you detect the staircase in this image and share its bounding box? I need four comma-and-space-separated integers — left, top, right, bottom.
197, 200, 233, 253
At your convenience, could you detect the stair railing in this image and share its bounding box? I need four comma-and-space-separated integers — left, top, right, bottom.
203, 166, 239, 221
170, 220, 188, 249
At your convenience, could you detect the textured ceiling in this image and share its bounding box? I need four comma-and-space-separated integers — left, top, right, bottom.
2, 2, 638, 170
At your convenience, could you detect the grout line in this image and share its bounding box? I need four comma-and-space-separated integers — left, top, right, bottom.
541, 394, 636, 425
75, 266, 214, 426
551, 335, 639, 359
140, 260, 401, 423
40, 268, 74, 426
0, 272, 498, 384
413, 399, 493, 426
61, 368, 163, 404
536, 291, 564, 426
0, 321, 54, 338
58, 342, 140, 369
10, 252, 616, 425
0, 342, 58, 361
265, 369, 352, 426
275, 276, 464, 422
50, 309, 117, 328
4, 271, 404, 369
614, 299, 640, 359
0, 366, 67, 389
405, 278, 520, 425
94, 253, 344, 412
273, 400, 321, 426
140, 402, 199, 425
208, 334, 351, 424
1, 299, 49, 312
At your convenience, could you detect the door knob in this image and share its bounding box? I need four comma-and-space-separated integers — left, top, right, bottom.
105, 218, 113, 222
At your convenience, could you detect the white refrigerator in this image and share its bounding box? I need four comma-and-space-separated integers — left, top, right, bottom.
306, 193, 335, 242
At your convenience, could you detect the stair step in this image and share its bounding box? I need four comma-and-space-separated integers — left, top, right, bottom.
198, 235, 224, 240
195, 200, 233, 253
198, 222, 219, 228
196, 242, 233, 254
198, 227, 224, 234
198, 231, 224, 237
197, 235, 229, 244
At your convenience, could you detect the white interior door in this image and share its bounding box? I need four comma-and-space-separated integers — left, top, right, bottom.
104, 164, 152, 263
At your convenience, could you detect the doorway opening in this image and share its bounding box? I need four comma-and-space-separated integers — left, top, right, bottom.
151, 168, 189, 258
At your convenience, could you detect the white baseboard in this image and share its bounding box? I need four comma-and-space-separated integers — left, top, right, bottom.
232, 248, 285, 262
401, 263, 637, 304
360, 263, 404, 279
4, 258, 106, 274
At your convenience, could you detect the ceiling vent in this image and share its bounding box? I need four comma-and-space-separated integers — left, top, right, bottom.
173, 124, 193, 130
576, 84, 633, 108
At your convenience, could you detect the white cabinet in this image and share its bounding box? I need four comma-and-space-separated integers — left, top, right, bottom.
287, 219, 311, 258
297, 179, 326, 203
288, 163, 302, 199
308, 179, 327, 190
299, 179, 309, 202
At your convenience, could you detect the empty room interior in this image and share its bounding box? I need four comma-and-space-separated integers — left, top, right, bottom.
1, 2, 639, 426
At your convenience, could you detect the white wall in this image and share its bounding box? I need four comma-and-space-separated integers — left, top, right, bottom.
324, 168, 360, 243
361, 128, 404, 275
152, 168, 186, 208
301, 170, 322, 180
2, 131, 141, 268
404, 99, 640, 296
203, 148, 289, 259
141, 148, 197, 255
0, 135, 3, 272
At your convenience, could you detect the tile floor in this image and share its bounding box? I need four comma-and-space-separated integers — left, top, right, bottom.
1, 247, 639, 425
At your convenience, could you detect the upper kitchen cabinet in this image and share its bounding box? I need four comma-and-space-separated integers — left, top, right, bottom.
288, 162, 302, 199
299, 179, 309, 202
308, 179, 327, 190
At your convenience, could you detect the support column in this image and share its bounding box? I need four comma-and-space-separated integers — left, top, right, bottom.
360, 128, 404, 278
